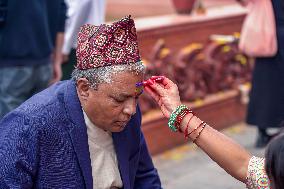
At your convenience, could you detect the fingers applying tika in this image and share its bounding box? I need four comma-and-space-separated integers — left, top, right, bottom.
144, 85, 160, 102
144, 76, 167, 97
150, 76, 177, 91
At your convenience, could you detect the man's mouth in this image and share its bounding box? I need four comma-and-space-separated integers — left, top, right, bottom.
115, 121, 127, 127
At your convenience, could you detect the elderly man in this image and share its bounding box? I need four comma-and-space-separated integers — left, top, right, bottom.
0, 16, 161, 189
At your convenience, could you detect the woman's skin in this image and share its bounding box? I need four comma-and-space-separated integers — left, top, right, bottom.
144, 76, 251, 183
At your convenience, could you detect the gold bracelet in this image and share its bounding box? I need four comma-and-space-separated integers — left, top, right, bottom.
193, 122, 207, 143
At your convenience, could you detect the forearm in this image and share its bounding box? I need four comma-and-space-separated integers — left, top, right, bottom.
54, 32, 65, 64
180, 114, 251, 182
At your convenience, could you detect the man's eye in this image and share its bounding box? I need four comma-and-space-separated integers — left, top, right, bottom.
114, 98, 124, 103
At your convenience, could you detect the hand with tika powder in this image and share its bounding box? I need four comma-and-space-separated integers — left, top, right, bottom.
144, 76, 284, 189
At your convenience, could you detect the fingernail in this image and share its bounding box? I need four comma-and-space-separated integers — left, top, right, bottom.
150, 76, 165, 82
150, 76, 159, 80
155, 77, 164, 82
142, 81, 148, 86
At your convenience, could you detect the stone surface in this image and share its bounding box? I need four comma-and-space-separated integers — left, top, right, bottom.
153, 123, 265, 189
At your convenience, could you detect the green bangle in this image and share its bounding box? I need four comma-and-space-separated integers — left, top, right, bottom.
168, 104, 188, 132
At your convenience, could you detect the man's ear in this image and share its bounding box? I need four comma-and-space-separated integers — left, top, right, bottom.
76, 78, 90, 100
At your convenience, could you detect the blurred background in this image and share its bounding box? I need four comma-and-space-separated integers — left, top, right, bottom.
2, 0, 282, 188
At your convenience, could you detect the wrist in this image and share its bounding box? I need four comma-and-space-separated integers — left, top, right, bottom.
53, 57, 63, 65
180, 114, 202, 138
168, 104, 187, 132
169, 105, 208, 143
170, 102, 182, 113
180, 114, 201, 132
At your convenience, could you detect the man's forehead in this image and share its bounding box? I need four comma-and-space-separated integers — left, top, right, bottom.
98, 71, 143, 95
110, 72, 143, 85
105, 81, 143, 97
104, 83, 135, 95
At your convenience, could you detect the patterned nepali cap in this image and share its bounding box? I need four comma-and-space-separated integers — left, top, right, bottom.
76, 15, 141, 70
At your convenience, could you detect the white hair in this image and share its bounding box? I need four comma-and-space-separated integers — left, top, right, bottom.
71, 61, 145, 89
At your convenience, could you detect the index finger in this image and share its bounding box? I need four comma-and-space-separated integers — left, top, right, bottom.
150, 76, 165, 82
151, 76, 174, 90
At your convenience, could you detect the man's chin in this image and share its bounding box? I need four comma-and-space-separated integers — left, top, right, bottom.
111, 123, 127, 132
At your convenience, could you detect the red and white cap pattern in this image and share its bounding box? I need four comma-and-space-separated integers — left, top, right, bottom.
76, 15, 141, 70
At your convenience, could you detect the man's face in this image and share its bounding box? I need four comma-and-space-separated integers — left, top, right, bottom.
78, 71, 144, 132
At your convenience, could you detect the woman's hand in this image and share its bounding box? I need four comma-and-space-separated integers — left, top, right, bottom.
144, 76, 182, 118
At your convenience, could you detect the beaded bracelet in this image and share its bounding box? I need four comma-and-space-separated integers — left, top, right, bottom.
185, 120, 204, 139
168, 105, 187, 132
176, 108, 192, 125
168, 104, 188, 132
193, 122, 207, 143
175, 108, 192, 132
188, 121, 204, 136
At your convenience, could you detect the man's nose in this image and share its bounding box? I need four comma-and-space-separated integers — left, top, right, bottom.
123, 99, 136, 116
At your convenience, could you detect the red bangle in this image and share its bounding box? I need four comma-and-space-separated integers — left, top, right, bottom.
175, 108, 192, 132
186, 121, 204, 139
176, 109, 192, 124
184, 114, 195, 138
193, 122, 207, 143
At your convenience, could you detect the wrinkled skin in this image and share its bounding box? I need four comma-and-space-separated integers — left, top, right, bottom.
77, 71, 143, 132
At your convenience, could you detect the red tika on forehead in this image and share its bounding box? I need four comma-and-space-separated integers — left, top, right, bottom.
76, 15, 141, 70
